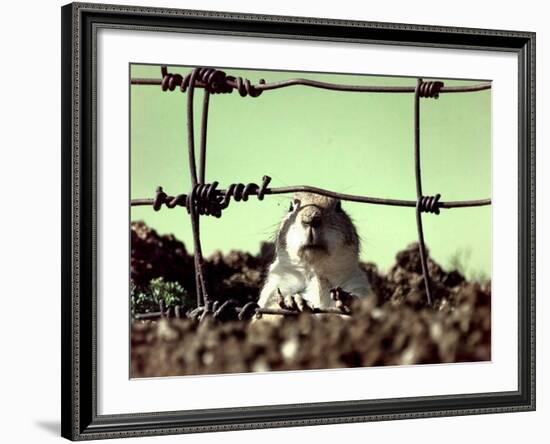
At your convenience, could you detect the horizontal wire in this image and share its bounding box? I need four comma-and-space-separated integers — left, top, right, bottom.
131, 76, 491, 94
131, 185, 491, 210
257, 307, 351, 316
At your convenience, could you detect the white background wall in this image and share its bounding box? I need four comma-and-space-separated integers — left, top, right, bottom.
0, 0, 546, 442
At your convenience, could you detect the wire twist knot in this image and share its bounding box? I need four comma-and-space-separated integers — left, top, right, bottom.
161, 67, 265, 97
152, 176, 272, 217
417, 194, 442, 214
417, 81, 445, 99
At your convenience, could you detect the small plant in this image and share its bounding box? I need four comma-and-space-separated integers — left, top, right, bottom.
131, 277, 191, 314
448, 248, 471, 277
447, 248, 490, 284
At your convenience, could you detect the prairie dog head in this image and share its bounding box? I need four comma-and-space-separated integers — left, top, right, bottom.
276, 192, 359, 266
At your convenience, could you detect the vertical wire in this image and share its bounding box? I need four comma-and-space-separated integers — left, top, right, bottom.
199, 91, 210, 184
195, 90, 211, 302
187, 69, 199, 187
414, 78, 434, 306
186, 68, 209, 307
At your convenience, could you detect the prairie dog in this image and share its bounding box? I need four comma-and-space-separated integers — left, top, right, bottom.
258, 192, 374, 312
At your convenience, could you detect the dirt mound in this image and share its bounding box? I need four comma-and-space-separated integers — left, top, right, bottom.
132, 285, 490, 377
131, 221, 274, 307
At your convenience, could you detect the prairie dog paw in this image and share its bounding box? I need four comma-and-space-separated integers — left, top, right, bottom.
330, 287, 356, 313
277, 289, 314, 312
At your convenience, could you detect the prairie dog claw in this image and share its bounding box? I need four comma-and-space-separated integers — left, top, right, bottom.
330, 287, 356, 313
277, 289, 314, 312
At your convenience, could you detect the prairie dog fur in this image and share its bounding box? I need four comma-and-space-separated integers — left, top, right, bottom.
258, 192, 373, 311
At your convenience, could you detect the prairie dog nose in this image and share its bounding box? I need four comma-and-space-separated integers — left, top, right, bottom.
301, 207, 322, 228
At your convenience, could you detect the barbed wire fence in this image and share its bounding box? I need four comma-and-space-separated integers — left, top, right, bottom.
130, 66, 492, 320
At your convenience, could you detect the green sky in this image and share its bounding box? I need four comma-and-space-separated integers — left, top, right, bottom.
130, 64, 492, 278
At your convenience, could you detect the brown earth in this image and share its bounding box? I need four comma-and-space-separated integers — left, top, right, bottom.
130, 221, 490, 377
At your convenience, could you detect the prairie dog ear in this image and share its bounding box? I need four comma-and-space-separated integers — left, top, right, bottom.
288, 196, 301, 213
335, 201, 343, 213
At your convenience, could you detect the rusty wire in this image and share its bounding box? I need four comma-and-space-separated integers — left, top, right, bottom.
131, 180, 490, 212
414, 78, 434, 304
130, 66, 492, 314
133, 301, 350, 322
132, 68, 491, 95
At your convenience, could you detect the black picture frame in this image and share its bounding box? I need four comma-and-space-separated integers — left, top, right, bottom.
61, 2, 536, 440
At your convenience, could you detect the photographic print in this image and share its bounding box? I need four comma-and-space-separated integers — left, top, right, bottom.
62, 4, 535, 439
129, 64, 492, 378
